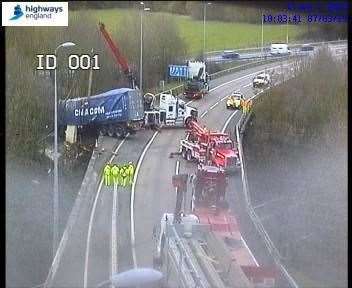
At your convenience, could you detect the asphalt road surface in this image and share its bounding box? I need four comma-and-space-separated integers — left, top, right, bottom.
45, 42, 345, 288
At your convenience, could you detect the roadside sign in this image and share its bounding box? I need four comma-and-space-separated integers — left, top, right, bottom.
168, 65, 188, 78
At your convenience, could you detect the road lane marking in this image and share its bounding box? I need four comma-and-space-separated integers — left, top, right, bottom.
111, 183, 118, 278
221, 111, 238, 133
130, 131, 159, 268
83, 136, 127, 288
127, 60, 295, 273
243, 83, 251, 88
200, 110, 208, 118
209, 102, 219, 110
241, 236, 259, 267
175, 160, 180, 175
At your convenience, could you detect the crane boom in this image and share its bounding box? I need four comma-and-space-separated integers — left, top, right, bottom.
98, 22, 136, 89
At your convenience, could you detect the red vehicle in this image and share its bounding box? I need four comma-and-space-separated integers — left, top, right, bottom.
191, 164, 278, 287
180, 120, 240, 174
154, 168, 278, 287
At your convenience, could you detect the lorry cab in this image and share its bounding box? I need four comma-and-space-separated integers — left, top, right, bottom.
209, 140, 240, 174
159, 93, 197, 127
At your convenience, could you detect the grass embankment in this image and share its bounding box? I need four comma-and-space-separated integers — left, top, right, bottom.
81, 9, 306, 55
243, 49, 347, 287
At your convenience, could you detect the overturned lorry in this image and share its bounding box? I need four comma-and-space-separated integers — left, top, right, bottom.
59, 88, 198, 142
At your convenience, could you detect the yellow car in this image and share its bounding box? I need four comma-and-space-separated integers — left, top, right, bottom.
226, 91, 244, 110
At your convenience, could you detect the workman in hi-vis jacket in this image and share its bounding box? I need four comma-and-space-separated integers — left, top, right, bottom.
120, 165, 128, 187
111, 164, 120, 187
127, 162, 135, 186
103, 163, 112, 186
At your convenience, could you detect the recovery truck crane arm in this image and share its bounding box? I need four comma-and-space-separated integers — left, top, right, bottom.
98, 22, 136, 89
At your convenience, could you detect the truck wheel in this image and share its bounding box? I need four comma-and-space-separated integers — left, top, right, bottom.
181, 148, 187, 159
107, 125, 115, 137
185, 117, 192, 128
116, 127, 126, 139
186, 150, 192, 161
99, 127, 107, 136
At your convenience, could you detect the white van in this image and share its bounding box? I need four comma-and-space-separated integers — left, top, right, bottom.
270, 43, 290, 55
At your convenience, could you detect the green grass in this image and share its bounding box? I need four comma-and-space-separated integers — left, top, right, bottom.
71, 9, 307, 55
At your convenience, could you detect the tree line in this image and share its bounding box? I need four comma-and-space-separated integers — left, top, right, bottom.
6, 11, 187, 162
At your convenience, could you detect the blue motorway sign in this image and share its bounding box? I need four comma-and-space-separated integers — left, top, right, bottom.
168, 65, 188, 78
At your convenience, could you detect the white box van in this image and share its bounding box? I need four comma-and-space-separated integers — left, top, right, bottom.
270, 43, 290, 55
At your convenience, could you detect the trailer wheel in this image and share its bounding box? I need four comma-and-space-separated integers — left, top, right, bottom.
116, 126, 126, 139
99, 126, 107, 136
107, 125, 115, 137
186, 150, 192, 161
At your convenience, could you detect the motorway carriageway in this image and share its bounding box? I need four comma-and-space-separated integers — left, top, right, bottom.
44, 58, 304, 288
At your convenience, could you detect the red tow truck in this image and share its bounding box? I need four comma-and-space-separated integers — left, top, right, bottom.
180, 120, 240, 174
154, 167, 278, 287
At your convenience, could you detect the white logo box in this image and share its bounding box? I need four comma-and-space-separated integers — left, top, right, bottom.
2, 2, 68, 26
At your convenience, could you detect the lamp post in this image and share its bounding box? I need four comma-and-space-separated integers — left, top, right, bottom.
203, 2, 211, 61
261, 10, 264, 59
140, 2, 150, 94
53, 41, 76, 259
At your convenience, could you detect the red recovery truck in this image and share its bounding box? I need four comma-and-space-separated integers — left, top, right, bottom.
153, 169, 278, 287
180, 120, 240, 174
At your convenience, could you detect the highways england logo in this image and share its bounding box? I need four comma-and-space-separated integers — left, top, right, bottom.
9, 5, 23, 20
2, 2, 68, 26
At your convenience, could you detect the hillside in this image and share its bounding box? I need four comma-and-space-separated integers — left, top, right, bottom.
243, 49, 347, 287
75, 9, 307, 55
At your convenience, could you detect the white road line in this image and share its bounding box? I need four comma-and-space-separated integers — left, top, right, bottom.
241, 236, 259, 267
111, 183, 118, 278
175, 160, 180, 175
221, 111, 238, 133
209, 102, 219, 110
130, 131, 159, 268
186, 100, 194, 106
200, 110, 208, 118
242, 83, 251, 88
83, 136, 127, 288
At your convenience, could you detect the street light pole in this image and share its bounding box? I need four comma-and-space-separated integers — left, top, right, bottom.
203, 2, 211, 62
140, 2, 144, 93
261, 10, 264, 59
203, 2, 206, 61
139, 2, 150, 94
286, 19, 289, 44
53, 41, 76, 260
